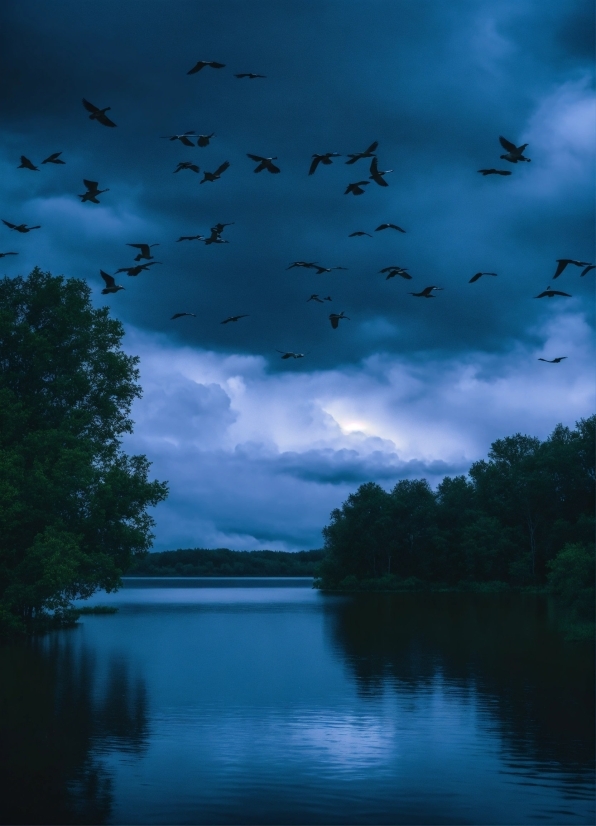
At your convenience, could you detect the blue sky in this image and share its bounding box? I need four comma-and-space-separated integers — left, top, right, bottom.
1, 0, 594, 550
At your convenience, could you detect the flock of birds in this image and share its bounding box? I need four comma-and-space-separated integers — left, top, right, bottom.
2, 60, 594, 364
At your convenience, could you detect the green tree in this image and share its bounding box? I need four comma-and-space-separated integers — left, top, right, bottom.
0, 269, 168, 632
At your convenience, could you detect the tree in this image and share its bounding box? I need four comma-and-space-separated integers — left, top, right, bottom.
0, 269, 168, 632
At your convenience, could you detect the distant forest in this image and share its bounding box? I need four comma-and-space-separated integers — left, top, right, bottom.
127, 548, 324, 577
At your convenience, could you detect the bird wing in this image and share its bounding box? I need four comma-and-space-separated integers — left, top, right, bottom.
2, 220, 16, 228
179, 136, 194, 146
308, 156, 321, 175
499, 135, 517, 152
42, 152, 62, 163
329, 316, 339, 328
581, 264, 595, 276
365, 141, 379, 153
469, 273, 482, 282
187, 61, 206, 74
369, 157, 379, 174
267, 161, 281, 173
115, 267, 131, 274
552, 260, 568, 279
83, 179, 99, 191
100, 270, 115, 287
82, 98, 99, 113
214, 161, 230, 176
247, 154, 265, 162
209, 62, 225, 68
344, 155, 359, 165
553, 290, 571, 296
127, 244, 144, 251
390, 224, 405, 232
96, 112, 117, 127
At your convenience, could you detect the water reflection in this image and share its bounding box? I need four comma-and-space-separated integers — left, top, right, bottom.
0, 631, 149, 824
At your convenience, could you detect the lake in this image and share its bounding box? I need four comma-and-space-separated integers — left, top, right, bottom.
0, 578, 593, 824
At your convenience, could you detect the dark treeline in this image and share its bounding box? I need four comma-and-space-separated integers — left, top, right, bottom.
316, 418, 595, 621
127, 548, 324, 577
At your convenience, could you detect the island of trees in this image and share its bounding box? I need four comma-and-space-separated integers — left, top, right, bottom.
127, 548, 324, 577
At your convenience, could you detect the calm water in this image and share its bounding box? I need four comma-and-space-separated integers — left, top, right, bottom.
0, 578, 593, 825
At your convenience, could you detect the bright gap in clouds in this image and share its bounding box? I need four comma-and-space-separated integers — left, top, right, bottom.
123, 309, 595, 552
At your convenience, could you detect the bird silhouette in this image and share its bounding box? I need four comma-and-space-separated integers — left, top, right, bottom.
538, 357, 567, 363
499, 136, 531, 163
2, 220, 40, 233
307, 295, 324, 302
552, 259, 591, 279
287, 261, 319, 270
221, 314, 249, 324
196, 133, 215, 147
235, 73, 266, 79
187, 60, 225, 74
82, 98, 117, 127
127, 243, 159, 261
41, 152, 65, 164
174, 161, 200, 173
469, 272, 498, 283
309, 152, 341, 175
247, 154, 280, 173
535, 287, 571, 298
161, 132, 197, 146
211, 222, 234, 235
204, 228, 229, 245
18, 156, 39, 171
79, 180, 109, 204
201, 162, 230, 183
276, 350, 308, 359
376, 223, 406, 233
478, 169, 512, 176
581, 264, 595, 277
345, 181, 369, 195
0, 251, 18, 258
384, 268, 412, 280
379, 265, 408, 273
410, 286, 443, 298
329, 312, 350, 328
349, 231, 372, 237
313, 265, 348, 274
369, 157, 393, 186
345, 141, 378, 164
177, 234, 205, 242
100, 270, 124, 294
116, 262, 162, 276
171, 313, 196, 320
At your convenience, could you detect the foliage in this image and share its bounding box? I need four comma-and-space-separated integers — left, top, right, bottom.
0, 269, 168, 633
127, 548, 324, 576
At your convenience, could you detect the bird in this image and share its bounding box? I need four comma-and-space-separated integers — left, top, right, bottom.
469, 272, 498, 283
287, 261, 319, 270
277, 350, 308, 359
375, 223, 406, 233
174, 161, 200, 173
329, 312, 350, 328
313, 265, 348, 274
2, 220, 40, 233
41, 152, 65, 164
307, 295, 324, 302
116, 262, 162, 276
552, 259, 591, 279
235, 73, 266, 79
538, 357, 567, 363
345, 141, 378, 164
379, 265, 408, 273
100, 270, 124, 294
0, 251, 18, 258
187, 60, 226, 74
161, 132, 197, 146
127, 243, 159, 261
384, 268, 411, 280
196, 133, 215, 147
210, 222, 234, 235
204, 229, 229, 245
349, 231, 372, 237
177, 234, 205, 242
171, 312, 196, 320
18, 156, 39, 171
221, 315, 249, 324
323, 296, 332, 301
201, 161, 230, 183
478, 169, 512, 176
82, 98, 117, 127
534, 287, 571, 298
499, 136, 531, 163
247, 154, 280, 173
78, 180, 109, 204
309, 152, 341, 175
410, 286, 443, 297
345, 181, 369, 195
581, 264, 595, 277
369, 157, 393, 187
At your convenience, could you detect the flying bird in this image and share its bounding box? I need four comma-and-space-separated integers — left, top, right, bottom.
369, 157, 393, 187
307, 295, 324, 302
478, 169, 512, 176
375, 223, 405, 233
309, 152, 341, 175
345, 141, 378, 164
379, 266, 408, 273
82, 98, 117, 127
313, 265, 348, 274
534, 287, 571, 298
552, 259, 591, 279
499, 136, 531, 163
469, 272, 498, 283
287, 261, 319, 270
329, 312, 350, 329
174, 161, 200, 173
0, 252, 18, 258
204, 228, 229, 245
384, 268, 412, 280
41, 152, 65, 164
277, 350, 308, 359
177, 234, 205, 242
79, 180, 109, 204
538, 357, 567, 363
323, 296, 332, 301
345, 181, 369, 196
171, 312, 196, 320
116, 262, 162, 276
349, 231, 372, 237
196, 133, 215, 147
410, 286, 443, 298
221, 315, 249, 324
247, 154, 280, 173
581, 264, 595, 276
161, 132, 197, 146
200, 161, 230, 183
100, 270, 124, 294
18, 156, 39, 171
235, 73, 266, 79
187, 60, 225, 74
211, 222, 234, 235
2, 220, 40, 233
127, 243, 159, 261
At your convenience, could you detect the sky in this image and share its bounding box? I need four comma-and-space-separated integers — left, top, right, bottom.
1, 0, 594, 551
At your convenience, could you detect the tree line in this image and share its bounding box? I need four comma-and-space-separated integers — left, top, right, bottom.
127, 548, 324, 577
